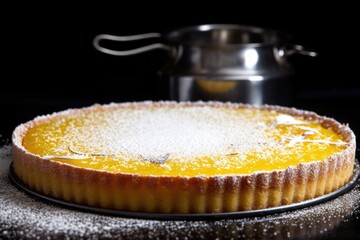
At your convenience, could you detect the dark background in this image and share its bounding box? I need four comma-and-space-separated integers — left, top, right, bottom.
1, 6, 359, 140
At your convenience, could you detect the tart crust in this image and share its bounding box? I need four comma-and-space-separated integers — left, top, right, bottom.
12, 102, 356, 213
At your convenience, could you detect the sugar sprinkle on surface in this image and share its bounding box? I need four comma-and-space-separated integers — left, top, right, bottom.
21, 102, 352, 176
44, 106, 274, 160
1, 144, 359, 239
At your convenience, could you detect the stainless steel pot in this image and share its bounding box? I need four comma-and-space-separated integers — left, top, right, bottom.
93, 24, 317, 105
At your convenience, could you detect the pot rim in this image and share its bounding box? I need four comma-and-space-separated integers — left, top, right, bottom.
165, 24, 292, 48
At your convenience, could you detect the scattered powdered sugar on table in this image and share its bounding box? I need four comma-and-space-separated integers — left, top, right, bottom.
1, 144, 359, 239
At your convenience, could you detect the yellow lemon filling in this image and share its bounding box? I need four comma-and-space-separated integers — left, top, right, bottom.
22, 106, 346, 177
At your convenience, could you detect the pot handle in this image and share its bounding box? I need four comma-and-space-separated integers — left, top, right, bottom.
278, 44, 318, 58
93, 33, 174, 56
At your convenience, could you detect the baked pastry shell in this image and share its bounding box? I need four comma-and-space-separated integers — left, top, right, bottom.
12, 102, 356, 213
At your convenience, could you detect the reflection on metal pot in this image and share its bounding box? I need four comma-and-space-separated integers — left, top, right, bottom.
94, 24, 317, 105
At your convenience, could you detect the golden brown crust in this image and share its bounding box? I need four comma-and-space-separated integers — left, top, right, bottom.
12, 101, 356, 213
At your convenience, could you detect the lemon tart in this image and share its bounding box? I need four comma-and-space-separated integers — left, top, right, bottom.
12, 102, 356, 213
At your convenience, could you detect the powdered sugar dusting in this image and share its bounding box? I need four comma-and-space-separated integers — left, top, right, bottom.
43, 105, 274, 160
273, 114, 305, 126
1, 145, 359, 239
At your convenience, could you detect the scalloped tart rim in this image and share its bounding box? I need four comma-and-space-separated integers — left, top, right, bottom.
12, 101, 356, 213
